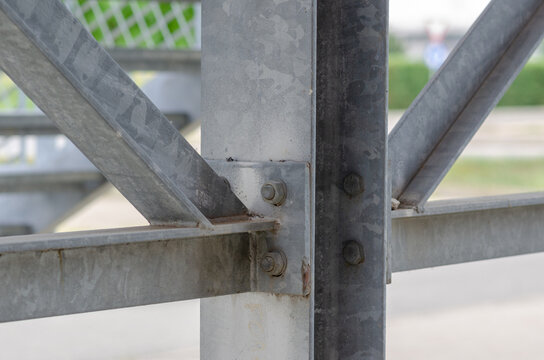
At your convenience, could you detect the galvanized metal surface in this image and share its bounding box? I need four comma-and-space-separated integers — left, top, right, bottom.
2, 0, 544, 358
201, 0, 314, 357
209, 160, 311, 295
0, 112, 189, 135
315, 0, 389, 358
391, 193, 544, 272
0, 225, 32, 236
0, 0, 246, 227
392, 192, 544, 219
201, 0, 313, 163
0, 232, 252, 323
0, 218, 276, 253
389, 0, 544, 209
0, 171, 103, 192
108, 48, 200, 72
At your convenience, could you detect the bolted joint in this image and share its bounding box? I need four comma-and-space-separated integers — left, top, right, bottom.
261, 180, 287, 206
343, 240, 365, 265
343, 173, 365, 197
259, 251, 287, 277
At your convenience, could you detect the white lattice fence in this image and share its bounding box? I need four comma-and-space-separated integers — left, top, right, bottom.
0, 0, 198, 110
65, 1, 197, 48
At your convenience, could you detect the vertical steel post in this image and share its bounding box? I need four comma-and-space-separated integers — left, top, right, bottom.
201, 0, 388, 358
315, 0, 389, 358
200, 0, 314, 358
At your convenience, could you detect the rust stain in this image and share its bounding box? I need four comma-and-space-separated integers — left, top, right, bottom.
57, 249, 64, 285
302, 260, 311, 297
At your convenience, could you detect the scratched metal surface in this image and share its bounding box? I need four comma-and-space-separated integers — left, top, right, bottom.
0, 0, 246, 226
209, 160, 311, 296
0, 233, 251, 322
315, 0, 389, 358
201, 0, 314, 163
201, 0, 314, 358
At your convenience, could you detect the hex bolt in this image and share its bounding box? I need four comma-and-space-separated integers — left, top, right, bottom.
343, 173, 365, 197
259, 251, 287, 277
343, 240, 365, 265
261, 180, 287, 206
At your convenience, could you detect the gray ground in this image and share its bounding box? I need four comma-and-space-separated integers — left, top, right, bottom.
2, 107, 544, 359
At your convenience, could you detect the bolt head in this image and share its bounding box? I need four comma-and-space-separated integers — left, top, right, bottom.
261, 184, 276, 201
343, 240, 365, 265
260, 255, 276, 272
343, 173, 365, 197
261, 181, 287, 206
259, 251, 287, 277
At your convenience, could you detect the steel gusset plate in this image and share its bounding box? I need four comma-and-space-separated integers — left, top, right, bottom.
208, 160, 311, 296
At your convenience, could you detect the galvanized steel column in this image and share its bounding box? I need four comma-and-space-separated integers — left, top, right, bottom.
201, 0, 389, 358
316, 0, 389, 358
200, 0, 314, 358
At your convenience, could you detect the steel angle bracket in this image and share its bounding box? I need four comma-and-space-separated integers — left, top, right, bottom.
208, 160, 311, 296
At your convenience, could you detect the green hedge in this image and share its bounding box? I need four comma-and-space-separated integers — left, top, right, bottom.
389, 58, 544, 109
498, 61, 544, 106
389, 58, 429, 109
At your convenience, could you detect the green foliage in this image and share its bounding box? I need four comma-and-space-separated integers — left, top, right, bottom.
389, 34, 405, 55
388, 58, 429, 109
498, 61, 544, 107
389, 58, 544, 109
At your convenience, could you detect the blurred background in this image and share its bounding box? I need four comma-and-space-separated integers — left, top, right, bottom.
1, 0, 544, 358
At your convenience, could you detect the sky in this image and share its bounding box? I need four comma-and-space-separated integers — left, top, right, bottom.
390, 0, 491, 32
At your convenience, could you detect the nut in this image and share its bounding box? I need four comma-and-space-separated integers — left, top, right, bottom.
343, 240, 365, 265
261, 180, 287, 206
259, 251, 287, 276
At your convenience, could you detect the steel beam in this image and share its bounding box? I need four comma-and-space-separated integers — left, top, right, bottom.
316, 0, 389, 358
389, 0, 544, 209
0, 187, 107, 233
0, 136, 107, 233
0, 219, 276, 253
0, 0, 246, 227
0, 112, 189, 135
0, 220, 275, 322
391, 193, 544, 272
108, 48, 200, 72
0, 171, 103, 192
0, 225, 32, 236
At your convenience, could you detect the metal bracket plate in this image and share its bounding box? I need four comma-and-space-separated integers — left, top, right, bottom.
208, 160, 311, 296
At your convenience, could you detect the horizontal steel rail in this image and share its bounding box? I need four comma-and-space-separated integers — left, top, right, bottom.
0, 218, 275, 253
0, 219, 275, 322
108, 48, 200, 72
0, 112, 189, 135
0, 0, 246, 227
391, 193, 544, 272
0, 225, 32, 236
389, 0, 544, 209
0, 170, 103, 192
